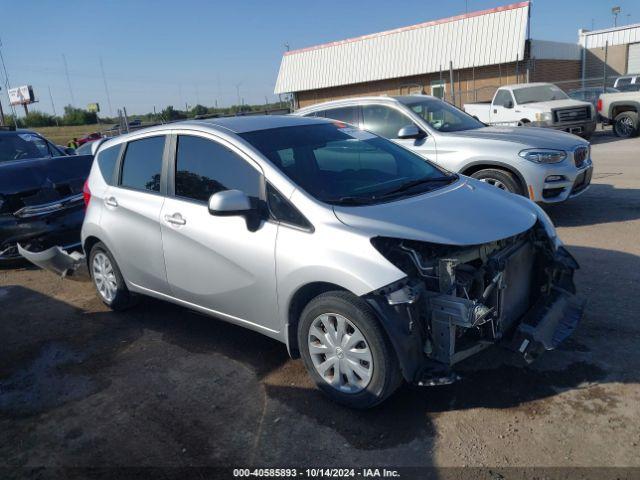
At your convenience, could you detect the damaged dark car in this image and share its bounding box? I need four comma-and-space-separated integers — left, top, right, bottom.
0, 127, 93, 263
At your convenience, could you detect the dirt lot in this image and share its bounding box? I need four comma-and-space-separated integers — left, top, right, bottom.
1, 131, 639, 473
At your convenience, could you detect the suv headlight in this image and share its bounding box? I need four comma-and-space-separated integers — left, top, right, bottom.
519, 148, 567, 164
535, 112, 553, 124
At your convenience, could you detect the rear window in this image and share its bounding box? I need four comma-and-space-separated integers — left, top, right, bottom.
0, 133, 50, 162
120, 136, 165, 193
96, 144, 121, 185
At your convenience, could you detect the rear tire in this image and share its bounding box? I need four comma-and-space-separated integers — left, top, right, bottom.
470, 168, 523, 195
89, 242, 136, 311
298, 291, 402, 409
613, 111, 639, 138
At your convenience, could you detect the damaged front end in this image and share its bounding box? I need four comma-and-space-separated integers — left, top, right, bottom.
365, 223, 584, 385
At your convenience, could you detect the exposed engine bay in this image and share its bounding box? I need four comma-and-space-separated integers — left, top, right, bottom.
367, 222, 583, 383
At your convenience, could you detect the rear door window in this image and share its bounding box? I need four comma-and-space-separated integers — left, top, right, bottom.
314, 106, 359, 126
97, 144, 121, 185
120, 136, 166, 193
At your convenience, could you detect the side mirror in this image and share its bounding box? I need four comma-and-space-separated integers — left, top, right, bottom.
209, 189, 262, 232
208, 189, 252, 216
397, 125, 426, 139
505, 101, 514, 109
64, 147, 77, 155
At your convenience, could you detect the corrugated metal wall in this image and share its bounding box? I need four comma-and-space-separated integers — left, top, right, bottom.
274, 2, 529, 94
580, 24, 640, 49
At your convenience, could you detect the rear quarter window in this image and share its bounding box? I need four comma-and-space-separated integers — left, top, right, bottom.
96, 144, 121, 185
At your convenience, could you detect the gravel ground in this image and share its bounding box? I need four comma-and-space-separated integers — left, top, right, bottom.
1, 130, 639, 473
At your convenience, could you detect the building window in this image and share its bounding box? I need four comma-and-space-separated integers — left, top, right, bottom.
431, 80, 446, 99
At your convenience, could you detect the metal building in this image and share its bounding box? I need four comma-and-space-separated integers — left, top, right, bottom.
274, 1, 582, 108
579, 23, 640, 83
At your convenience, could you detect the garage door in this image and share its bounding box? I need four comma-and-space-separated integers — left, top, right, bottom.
628, 43, 640, 74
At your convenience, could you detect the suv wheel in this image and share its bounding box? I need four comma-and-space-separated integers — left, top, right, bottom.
470, 168, 523, 195
89, 242, 136, 310
298, 291, 402, 409
613, 111, 640, 138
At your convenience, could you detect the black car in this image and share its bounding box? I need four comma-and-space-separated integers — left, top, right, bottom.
0, 127, 93, 263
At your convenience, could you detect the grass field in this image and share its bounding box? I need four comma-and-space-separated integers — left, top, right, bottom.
32, 124, 108, 146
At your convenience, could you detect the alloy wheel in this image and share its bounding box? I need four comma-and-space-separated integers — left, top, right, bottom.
480, 177, 508, 191
92, 252, 117, 303
308, 313, 373, 393
616, 117, 634, 137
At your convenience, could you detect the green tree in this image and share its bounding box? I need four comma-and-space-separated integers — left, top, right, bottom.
161, 106, 186, 121
22, 110, 56, 127
190, 104, 208, 117
61, 106, 97, 126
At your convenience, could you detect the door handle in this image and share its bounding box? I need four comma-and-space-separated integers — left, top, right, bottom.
164, 213, 186, 226
493, 109, 497, 114
105, 196, 118, 207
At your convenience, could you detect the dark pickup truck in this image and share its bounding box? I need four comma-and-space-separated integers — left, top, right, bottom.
0, 128, 93, 263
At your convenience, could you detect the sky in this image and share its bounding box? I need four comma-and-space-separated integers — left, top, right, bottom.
1, 0, 639, 116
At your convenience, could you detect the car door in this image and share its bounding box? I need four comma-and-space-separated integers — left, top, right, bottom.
491, 90, 519, 125
100, 134, 170, 294
160, 132, 280, 333
361, 104, 438, 162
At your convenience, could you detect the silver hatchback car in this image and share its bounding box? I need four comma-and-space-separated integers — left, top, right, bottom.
21, 115, 583, 408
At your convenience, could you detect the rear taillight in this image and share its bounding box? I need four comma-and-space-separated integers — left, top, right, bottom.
82, 180, 91, 208
597, 99, 602, 112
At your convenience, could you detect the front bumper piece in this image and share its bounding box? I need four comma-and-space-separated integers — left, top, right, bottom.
364, 246, 584, 385
17, 244, 88, 280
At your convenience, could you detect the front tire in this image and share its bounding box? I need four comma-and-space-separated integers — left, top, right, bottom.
613, 111, 639, 138
298, 291, 402, 409
89, 242, 136, 310
470, 168, 523, 195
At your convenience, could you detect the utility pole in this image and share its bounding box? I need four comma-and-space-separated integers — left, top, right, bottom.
62, 54, 75, 106
0, 37, 18, 126
99, 56, 113, 116
0, 87, 5, 126
235, 82, 242, 111
48, 85, 59, 126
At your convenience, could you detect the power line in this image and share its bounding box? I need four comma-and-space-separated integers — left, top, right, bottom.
62, 53, 75, 105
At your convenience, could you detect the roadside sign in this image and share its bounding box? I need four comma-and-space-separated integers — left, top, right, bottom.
8, 85, 35, 106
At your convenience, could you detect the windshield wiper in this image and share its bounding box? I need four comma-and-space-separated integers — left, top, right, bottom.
328, 195, 377, 205
379, 175, 455, 197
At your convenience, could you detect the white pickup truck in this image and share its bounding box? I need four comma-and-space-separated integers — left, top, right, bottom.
464, 83, 596, 139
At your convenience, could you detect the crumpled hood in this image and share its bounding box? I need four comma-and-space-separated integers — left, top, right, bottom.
451, 126, 587, 148
333, 178, 538, 246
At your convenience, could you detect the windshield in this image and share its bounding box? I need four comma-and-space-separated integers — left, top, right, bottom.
513, 85, 569, 104
0, 133, 53, 163
240, 123, 456, 205
399, 97, 484, 132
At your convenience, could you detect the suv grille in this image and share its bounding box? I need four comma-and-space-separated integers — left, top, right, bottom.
554, 107, 590, 123
574, 146, 588, 168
